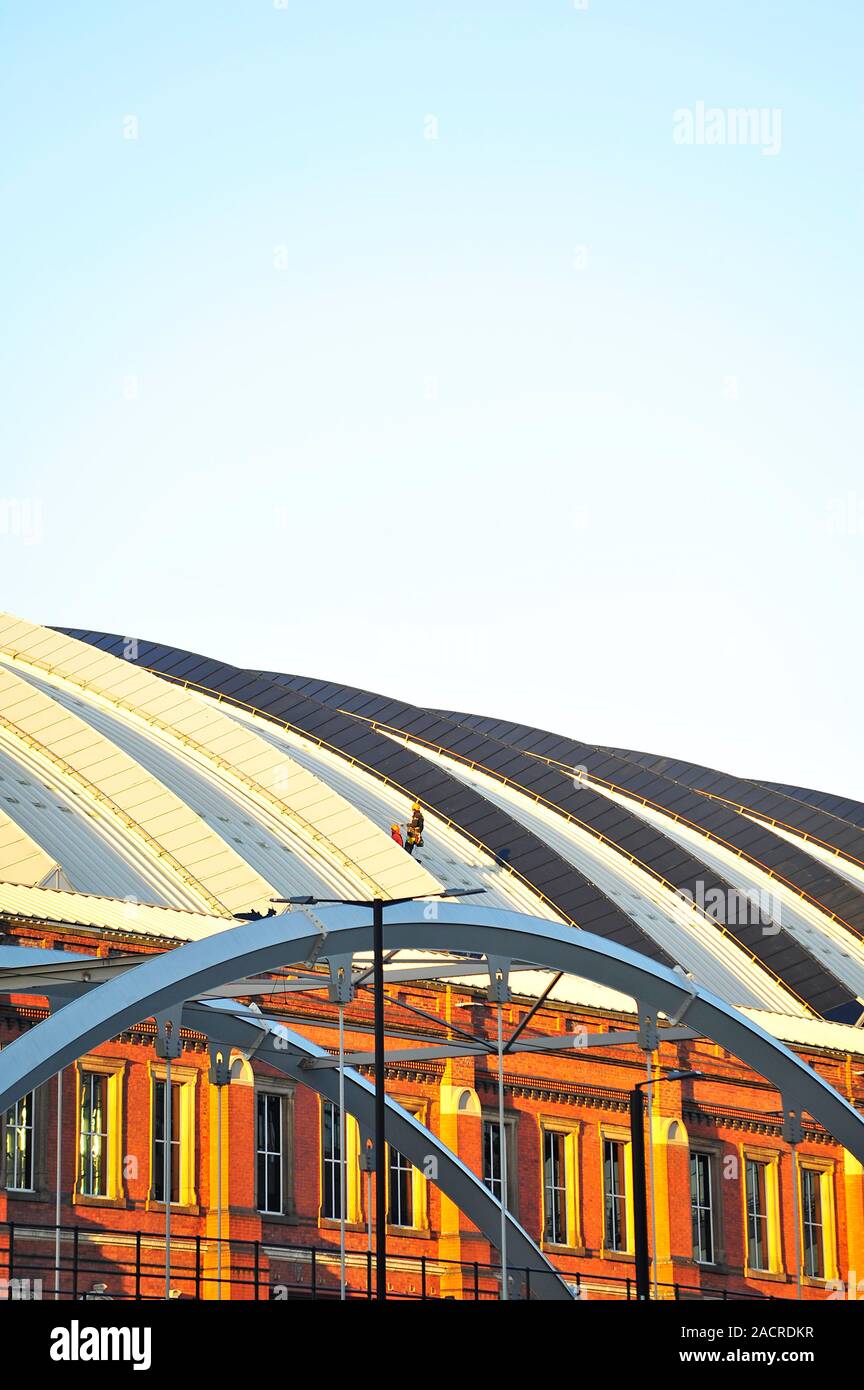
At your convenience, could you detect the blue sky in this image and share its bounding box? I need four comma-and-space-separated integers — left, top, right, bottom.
2, 1, 862, 794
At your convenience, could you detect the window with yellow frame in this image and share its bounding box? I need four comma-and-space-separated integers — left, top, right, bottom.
75, 1058, 126, 1204
320, 1097, 361, 1224
600, 1126, 634, 1255
386, 1099, 429, 1231
147, 1062, 198, 1210
256, 1083, 295, 1217
741, 1145, 783, 1277
540, 1119, 583, 1251
798, 1158, 837, 1283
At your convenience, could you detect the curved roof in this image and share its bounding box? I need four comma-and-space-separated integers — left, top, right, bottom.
0, 610, 844, 1030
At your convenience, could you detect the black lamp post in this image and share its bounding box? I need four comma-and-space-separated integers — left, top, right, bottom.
630, 1068, 702, 1302
271, 884, 485, 1300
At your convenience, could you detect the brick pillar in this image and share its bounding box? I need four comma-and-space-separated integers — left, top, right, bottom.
649, 1081, 691, 1295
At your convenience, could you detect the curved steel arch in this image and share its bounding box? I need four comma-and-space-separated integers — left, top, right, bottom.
0, 946, 571, 1301
1, 903, 863, 1176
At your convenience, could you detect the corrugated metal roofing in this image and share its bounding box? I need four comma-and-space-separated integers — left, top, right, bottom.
594, 782, 864, 1004
0, 619, 438, 906
386, 740, 807, 1015
12, 667, 387, 905
0, 881, 231, 940
49, 620, 864, 1029
743, 814, 864, 896
0, 656, 268, 916
235, 674, 863, 1013
419, 708, 864, 928
217, 698, 563, 921
757, 781, 864, 831
0, 799, 59, 887
0, 738, 173, 904
58, 626, 670, 962
602, 742, 864, 856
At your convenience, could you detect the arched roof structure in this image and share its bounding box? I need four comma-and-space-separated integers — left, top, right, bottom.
43, 617, 864, 1025
1, 612, 864, 1297
0, 609, 857, 1031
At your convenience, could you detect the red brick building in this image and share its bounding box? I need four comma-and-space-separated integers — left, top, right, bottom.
1, 912, 862, 1301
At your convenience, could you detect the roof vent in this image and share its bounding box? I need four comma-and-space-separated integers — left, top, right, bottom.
37, 864, 76, 892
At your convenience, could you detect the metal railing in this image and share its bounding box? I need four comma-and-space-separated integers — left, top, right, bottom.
0, 1219, 786, 1301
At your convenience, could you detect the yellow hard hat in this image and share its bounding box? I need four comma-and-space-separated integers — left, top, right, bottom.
412, 800, 421, 811
391, 823, 399, 831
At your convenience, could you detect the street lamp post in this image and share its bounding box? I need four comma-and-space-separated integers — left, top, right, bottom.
629, 1083, 651, 1302
271, 881, 485, 1301
630, 1069, 701, 1302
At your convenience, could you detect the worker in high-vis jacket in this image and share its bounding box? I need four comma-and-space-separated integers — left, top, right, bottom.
405, 800, 425, 855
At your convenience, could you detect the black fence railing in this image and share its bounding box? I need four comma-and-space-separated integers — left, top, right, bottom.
0, 1220, 783, 1301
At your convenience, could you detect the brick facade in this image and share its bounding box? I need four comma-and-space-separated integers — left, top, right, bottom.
1, 918, 861, 1301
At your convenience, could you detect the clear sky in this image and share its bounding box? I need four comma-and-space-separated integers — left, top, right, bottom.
2, 1, 862, 796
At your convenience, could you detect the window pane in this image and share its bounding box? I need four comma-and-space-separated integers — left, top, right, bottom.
257, 1094, 283, 1215
152, 1080, 181, 1204
745, 1159, 769, 1271
266, 1097, 280, 1153
266, 1155, 281, 1210
322, 1100, 346, 1220
482, 1118, 514, 1213
79, 1074, 109, 1197
257, 1100, 266, 1153
388, 1148, 414, 1228
603, 1139, 627, 1252
690, 1152, 714, 1265
483, 1120, 501, 1200
801, 1169, 824, 1280
4, 1091, 35, 1192
543, 1130, 568, 1245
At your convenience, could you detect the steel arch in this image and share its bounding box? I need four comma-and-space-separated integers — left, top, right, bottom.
1, 905, 863, 1250
0, 945, 572, 1300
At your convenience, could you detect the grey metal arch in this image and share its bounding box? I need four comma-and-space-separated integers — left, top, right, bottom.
0, 947, 571, 1300
1, 903, 863, 1173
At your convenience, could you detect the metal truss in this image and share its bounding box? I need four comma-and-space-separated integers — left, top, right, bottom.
1, 903, 864, 1297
